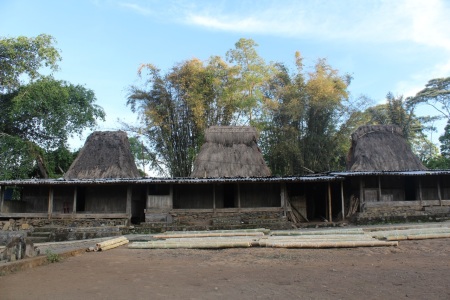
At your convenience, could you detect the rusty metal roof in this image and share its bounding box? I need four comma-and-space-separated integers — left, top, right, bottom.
0, 175, 344, 186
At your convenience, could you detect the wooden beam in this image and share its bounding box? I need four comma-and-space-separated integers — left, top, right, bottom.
280, 183, 287, 217
0, 185, 4, 213
72, 186, 77, 214
126, 185, 132, 216
359, 177, 364, 212
438, 179, 442, 206
48, 186, 53, 219
213, 184, 216, 213
169, 184, 173, 209
328, 182, 332, 222
341, 181, 345, 221
378, 176, 381, 202
419, 178, 423, 206
237, 183, 241, 210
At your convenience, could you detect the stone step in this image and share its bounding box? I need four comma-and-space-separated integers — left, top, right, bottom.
26, 236, 50, 243
32, 226, 60, 233
29, 232, 52, 238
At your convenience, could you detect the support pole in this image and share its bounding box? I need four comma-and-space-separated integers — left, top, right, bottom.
280, 183, 287, 217
0, 185, 4, 213
378, 176, 382, 202
419, 178, 423, 206
72, 186, 77, 215
213, 184, 216, 213
437, 178, 442, 206
328, 182, 332, 223
341, 181, 345, 221
48, 186, 54, 219
237, 183, 241, 210
126, 185, 132, 216
359, 177, 364, 212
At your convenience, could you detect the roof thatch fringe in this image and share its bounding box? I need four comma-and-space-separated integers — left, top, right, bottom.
191, 126, 271, 178
347, 125, 426, 171
64, 131, 140, 179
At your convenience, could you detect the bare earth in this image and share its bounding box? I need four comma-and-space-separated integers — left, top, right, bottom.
1, 238, 450, 300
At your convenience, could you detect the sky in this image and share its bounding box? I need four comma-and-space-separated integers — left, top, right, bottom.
1, 0, 450, 149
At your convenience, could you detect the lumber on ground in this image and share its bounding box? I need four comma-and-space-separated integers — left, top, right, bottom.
260, 240, 398, 248
95, 236, 129, 251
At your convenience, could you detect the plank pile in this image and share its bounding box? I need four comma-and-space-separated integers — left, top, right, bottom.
87, 236, 129, 252
128, 228, 398, 249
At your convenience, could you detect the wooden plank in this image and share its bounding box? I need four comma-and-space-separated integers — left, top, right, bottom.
170, 207, 284, 213
438, 179, 442, 206
0, 185, 4, 213
72, 186, 77, 214
341, 181, 345, 221
126, 185, 132, 219
328, 182, 332, 222
48, 186, 53, 219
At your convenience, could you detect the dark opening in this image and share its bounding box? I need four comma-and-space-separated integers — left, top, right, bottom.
223, 184, 236, 208
405, 177, 416, 200
76, 187, 86, 212
148, 184, 170, 195
305, 183, 328, 221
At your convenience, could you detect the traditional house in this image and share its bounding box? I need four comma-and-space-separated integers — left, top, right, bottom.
332, 125, 450, 222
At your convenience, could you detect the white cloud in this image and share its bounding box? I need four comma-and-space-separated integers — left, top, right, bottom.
118, 2, 153, 16
182, 0, 450, 49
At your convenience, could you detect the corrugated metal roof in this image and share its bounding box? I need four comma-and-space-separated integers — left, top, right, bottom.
0, 175, 344, 186
330, 170, 450, 176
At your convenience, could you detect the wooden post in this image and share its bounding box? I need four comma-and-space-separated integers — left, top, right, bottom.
280, 183, 287, 217
359, 177, 364, 212
237, 183, 241, 210
126, 185, 132, 216
213, 184, 216, 213
437, 178, 442, 206
378, 176, 382, 202
169, 184, 173, 209
340, 181, 345, 221
72, 186, 77, 214
328, 182, 332, 223
0, 185, 4, 213
419, 178, 423, 206
48, 186, 54, 219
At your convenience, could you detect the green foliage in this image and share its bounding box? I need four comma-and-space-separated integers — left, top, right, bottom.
409, 77, 450, 119
45, 249, 61, 263
0, 34, 104, 180
261, 55, 351, 174
0, 34, 61, 91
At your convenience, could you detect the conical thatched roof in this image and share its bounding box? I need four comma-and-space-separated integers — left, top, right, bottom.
190, 126, 271, 178
347, 125, 426, 171
64, 131, 140, 179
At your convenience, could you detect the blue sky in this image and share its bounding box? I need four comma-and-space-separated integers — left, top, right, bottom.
1, 0, 450, 149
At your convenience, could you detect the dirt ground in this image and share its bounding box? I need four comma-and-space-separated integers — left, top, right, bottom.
1, 238, 450, 300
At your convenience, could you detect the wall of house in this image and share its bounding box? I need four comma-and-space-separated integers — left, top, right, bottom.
240, 183, 281, 208
21, 186, 48, 212
85, 186, 127, 213
52, 186, 75, 213
173, 184, 214, 209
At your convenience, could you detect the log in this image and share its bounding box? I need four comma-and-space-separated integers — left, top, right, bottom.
385, 233, 450, 241
270, 228, 365, 236
161, 228, 270, 235
261, 240, 398, 248
128, 240, 253, 249
155, 232, 265, 239
95, 236, 128, 251
98, 239, 129, 251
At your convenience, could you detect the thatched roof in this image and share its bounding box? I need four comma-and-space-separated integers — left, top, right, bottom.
190, 126, 271, 178
347, 125, 427, 171
64, 131, 140, 179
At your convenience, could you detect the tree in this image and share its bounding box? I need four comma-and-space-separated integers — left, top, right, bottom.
261, 53, 352, 174
225, 38, 275, 126
0, 34, 61, 92
0, 35, 105, 179
409, 77, 450, 120
127, 39, 281, 177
